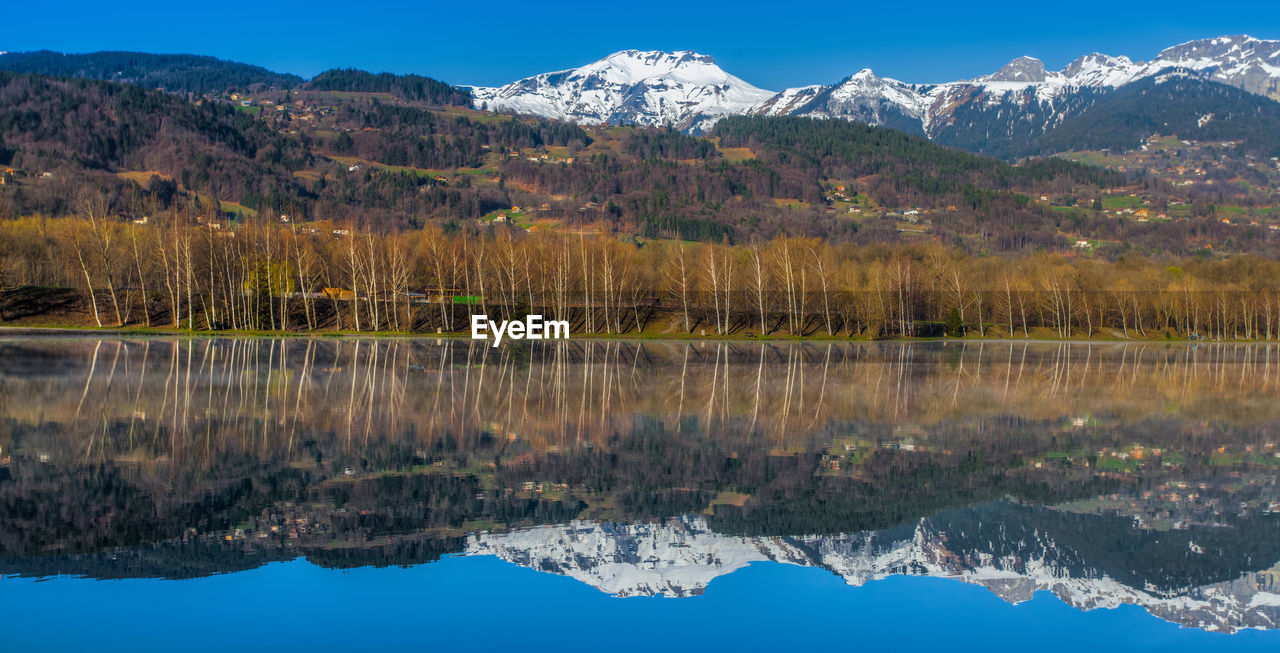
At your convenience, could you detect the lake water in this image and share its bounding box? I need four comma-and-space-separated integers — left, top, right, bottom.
2, 337, 1280, 651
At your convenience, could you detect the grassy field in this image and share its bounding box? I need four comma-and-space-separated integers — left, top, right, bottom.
1060, 151, 1112, 167
479, 208, 533, 227
328, 155, 435, 178
719, 146, 755, 163
435, 105, 514, 123
1102, 194, 1145, 210
116, 170, 171, 185
325, 91, 396, 102
772, 198, 811, 209
219, 200, 258, 218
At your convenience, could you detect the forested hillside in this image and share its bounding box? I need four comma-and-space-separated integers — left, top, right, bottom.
0, 69, 1142, 250
0, 50, 302, 94
0, 71, 312, 216
1028, 74, 1280, 157
305, 68, 472, 105
713, 116, 1122, 192
1, 66, 1278, 259
0, 72, 587, 226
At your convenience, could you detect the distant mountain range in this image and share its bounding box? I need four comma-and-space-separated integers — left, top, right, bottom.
4, 36, 1279, 159
470, 35, 1280, 157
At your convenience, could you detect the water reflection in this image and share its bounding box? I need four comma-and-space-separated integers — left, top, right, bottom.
467, 508, 1280, 633
1, 337, 1279, 633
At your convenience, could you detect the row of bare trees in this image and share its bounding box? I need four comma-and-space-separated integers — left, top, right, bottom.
5, 209, 1280, 339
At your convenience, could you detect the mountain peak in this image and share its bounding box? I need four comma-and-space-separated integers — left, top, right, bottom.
1147, 34, 1280, 102
599, 49, 717, 69
1157, 34, 1277, 61
985, 56, 1048, 83
1060, 52, 1137, 86
606, 49, 714, 63
469, 48, 773, 132
576, 48, 737, 86
1176, 33, 1261, 48
1065, 52, 1132, 69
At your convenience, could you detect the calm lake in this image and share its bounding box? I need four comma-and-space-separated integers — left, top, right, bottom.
2, 337, 1280, 651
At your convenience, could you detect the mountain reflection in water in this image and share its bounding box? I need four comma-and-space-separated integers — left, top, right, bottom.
1, 337, 1279, 634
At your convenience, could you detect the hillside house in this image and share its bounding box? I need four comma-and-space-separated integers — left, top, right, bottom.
421, 288, 462, 304
321, 288, 355, 301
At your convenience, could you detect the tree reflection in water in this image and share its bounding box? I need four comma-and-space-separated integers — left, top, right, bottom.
1, 337, 1279, 631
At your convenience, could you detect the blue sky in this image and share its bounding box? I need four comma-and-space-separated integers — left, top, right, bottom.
4, 0, 1280, 89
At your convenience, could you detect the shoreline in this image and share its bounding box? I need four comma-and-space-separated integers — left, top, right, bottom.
0, 324, 1269, 345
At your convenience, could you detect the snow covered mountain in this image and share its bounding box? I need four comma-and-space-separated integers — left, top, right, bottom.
468, 50, 775, 133
769, 35, 1280, 144
1154, 35, 1280, 100
468, 36, 1280, 151
464, 508, 1280, 633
